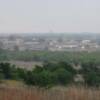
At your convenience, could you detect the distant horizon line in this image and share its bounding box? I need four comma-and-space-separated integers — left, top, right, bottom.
0, 32, 100, 34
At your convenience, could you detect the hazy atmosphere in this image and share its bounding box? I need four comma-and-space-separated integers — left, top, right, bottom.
1, 1, 100, 100
0, 0, 100, 33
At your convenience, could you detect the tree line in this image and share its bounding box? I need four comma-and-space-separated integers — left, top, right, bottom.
0, 61, 100, 87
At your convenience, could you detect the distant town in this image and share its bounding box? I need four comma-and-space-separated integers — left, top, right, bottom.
0, 33, 100, 52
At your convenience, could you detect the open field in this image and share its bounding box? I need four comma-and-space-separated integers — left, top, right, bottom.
0, 86, 100, 100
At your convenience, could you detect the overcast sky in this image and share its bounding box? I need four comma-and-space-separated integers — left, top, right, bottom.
0, 0, 100, 33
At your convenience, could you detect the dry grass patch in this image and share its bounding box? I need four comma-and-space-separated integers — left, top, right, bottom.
0, 86, 100, 100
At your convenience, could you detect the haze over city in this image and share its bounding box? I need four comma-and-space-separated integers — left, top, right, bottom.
0, 0, 100, 33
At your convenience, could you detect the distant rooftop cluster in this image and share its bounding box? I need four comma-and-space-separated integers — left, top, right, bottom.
0, 34, 100, 52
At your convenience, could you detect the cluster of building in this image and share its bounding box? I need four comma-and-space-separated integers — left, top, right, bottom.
49, 39, 99, 51
0, 35, 100, 52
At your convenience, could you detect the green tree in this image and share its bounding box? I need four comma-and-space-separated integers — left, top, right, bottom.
53, 68, 73, 85
23, 70, 34, 85
0, 63, 13, 79
85, 72, 100, 87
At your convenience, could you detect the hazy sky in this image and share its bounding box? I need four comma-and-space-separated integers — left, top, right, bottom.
0, 0, 100, 33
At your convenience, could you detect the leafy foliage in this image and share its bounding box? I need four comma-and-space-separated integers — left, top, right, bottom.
0, 61, 100, 87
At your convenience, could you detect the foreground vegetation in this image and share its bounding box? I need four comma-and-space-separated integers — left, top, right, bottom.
0, 61, 100, 87
0, 50, 100, 99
